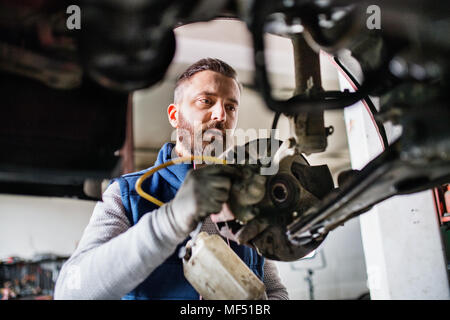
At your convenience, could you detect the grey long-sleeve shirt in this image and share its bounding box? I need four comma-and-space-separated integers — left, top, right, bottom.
54, 181, 289, 300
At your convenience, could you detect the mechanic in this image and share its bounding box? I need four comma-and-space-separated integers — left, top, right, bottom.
54, 58, 289, 300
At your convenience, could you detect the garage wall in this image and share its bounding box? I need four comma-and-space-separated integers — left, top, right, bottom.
275, 217, 369, 300
0, 194, 95, 259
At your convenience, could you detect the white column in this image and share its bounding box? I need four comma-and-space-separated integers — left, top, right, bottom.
339, 72, 450, 299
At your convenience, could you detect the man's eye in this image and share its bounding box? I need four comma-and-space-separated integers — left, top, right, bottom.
226, 105, 236, 112
200, 98, 211, 104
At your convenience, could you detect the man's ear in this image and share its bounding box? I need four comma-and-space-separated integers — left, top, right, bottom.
167, 104, 178, 128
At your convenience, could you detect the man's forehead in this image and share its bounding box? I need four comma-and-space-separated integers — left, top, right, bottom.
184, 70, 240, 100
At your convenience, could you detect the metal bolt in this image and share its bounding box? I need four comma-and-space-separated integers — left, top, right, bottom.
283, 0, 295, 8
389, 57, 408, 78
326, 126, 334, 136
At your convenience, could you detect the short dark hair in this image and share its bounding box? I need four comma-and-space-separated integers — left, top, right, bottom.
174, 58, 240, 103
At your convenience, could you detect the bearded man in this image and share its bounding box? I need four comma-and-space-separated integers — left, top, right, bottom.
54, 58, 288, 300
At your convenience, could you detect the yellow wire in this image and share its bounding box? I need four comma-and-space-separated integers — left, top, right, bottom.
135, 156, 228, 207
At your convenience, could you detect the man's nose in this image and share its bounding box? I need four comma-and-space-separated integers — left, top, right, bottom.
211, 102, 226, 122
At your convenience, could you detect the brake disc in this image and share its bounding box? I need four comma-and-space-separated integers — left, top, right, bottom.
219, 138, 335, 261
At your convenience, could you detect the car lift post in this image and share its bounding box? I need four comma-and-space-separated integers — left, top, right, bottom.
339, 59, 450, 299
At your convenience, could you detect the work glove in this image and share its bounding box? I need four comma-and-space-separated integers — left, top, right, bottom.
167, 164, 241, 235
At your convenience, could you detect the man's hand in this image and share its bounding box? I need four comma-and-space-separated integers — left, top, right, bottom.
210, 202, 235, 223
210, 202, 240, 241
169, 165, 240, 234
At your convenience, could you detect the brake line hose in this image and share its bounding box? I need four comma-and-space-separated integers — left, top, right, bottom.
135, 156, 227, 207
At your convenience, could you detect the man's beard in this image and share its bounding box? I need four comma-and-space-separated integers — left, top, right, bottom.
177, 111, 231, 158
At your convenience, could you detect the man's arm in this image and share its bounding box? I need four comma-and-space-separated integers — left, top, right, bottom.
54, 181, 188, 299
55, 176, 289, 299
263, 260, 289, 300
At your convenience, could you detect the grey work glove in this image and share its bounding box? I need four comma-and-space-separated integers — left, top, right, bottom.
168, 164, 240, 235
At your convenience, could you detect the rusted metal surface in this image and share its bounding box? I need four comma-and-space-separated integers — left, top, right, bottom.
289, 34, 328, 155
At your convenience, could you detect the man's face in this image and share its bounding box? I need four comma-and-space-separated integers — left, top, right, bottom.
168, 70, 240, 157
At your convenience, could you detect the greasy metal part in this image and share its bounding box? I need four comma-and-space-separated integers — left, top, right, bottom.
292, 35, 322, 94
248, 0, 398, 114
251, 224, 321, 262
249, 151, 334, 261
79, 0, 179, 92
224, 138, 282, 225
283, 0, 450, 245
0, 42, 82, 89
300, 3, 361, 53
288, 34, 329, 155
228, 166, 267, 224
333, 0, 450, 52
0, 3, 81, 89
0, 1, 129, 199
222, 138, 335, 261
78, 0, 230, 92
289, 111, 328, 155
287, 105, 450, 243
